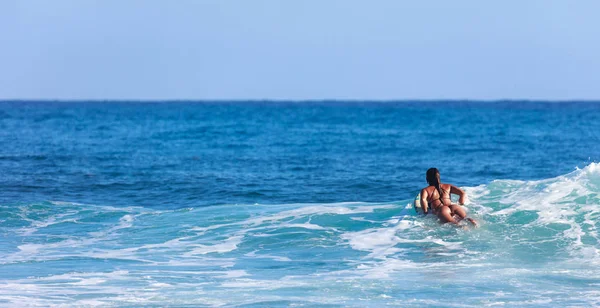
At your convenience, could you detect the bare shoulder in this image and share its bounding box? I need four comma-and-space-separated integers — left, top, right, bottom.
448, 184, 465, 194
441, 183, 453, 190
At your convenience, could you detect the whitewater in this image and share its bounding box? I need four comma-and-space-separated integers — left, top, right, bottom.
1, 163, 598, 306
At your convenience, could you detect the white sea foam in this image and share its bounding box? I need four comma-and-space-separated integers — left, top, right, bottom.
354, 259, 420, 278
220, 278, 309, 289
282, 222, 329, 230
185, 235, 243, 255
241, 203, 395, 227
15, 210, 80, 236
465, 162, 600, 266
4, 167, 600, 307
245, 250, 292, 262
89, 214, 136, 237
340, 219, 440, 259
189, 203, 390, 235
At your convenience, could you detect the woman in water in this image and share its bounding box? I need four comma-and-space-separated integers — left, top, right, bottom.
420, 168, 477, 226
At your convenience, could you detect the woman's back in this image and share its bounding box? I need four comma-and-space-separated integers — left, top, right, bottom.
425, 183, 452, 209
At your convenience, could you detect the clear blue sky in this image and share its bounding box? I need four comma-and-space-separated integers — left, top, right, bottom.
2, 0, 599, 100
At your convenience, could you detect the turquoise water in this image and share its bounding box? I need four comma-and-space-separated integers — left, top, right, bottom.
1, 101, 600, 306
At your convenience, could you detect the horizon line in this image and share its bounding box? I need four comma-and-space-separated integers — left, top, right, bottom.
2, 98, 600, 103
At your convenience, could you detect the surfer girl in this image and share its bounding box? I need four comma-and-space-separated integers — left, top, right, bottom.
420, 168, 477, 226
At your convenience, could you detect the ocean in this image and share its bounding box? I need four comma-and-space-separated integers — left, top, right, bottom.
1, 100, 599, 307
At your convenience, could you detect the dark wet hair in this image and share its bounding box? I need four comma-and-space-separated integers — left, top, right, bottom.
426, 168, 444, 200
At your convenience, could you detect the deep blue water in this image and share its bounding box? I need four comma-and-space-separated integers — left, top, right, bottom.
1, 101, 600, 307
1, 101, 597, 207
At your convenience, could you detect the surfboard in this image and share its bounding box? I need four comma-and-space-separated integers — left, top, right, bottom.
414, 193, 425, 215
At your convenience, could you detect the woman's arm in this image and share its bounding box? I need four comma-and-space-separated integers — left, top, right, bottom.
450, 185, 467, 205
420, 188, 430, 214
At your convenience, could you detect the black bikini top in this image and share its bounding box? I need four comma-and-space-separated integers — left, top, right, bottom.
427, 185, 450, 206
